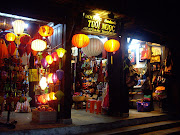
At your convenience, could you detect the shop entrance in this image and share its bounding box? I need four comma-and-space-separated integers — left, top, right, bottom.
126, 38, 170, 114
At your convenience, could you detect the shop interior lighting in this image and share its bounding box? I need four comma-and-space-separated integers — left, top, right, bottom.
0, 12, 48, 23
128, 39, 140, 50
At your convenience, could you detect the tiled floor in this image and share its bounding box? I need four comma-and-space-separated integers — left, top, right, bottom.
0, 109, 164, 132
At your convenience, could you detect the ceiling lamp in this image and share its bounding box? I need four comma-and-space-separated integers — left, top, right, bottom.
56, 48, 66, 58
31, 39, 47, 51
13, 20, 25, 35
38, 25, 54, 37
72, 34, 89, 48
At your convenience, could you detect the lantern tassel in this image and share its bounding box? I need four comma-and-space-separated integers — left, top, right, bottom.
58, 104, 60, 112
111, 55, 113, 65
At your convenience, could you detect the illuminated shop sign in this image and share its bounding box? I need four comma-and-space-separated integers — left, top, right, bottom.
81, 14, 117, 36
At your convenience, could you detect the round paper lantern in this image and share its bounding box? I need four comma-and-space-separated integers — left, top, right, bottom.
56, 69, 64, 80
13, 20, 25, 35
46, 55, 53, 64
51, 52, 59, 61
72, 34, 90, 48
5, 33, 16, 41
82, 38, 104, 57
40, 77, 47, 90
56, 48, 66, 58
47, 73, 53, 84
41, 58, 48, 68
31, 39, 47, 51
52, 73, 58, 84
104, 39, 120, 52
38, 95, 47, 104
43, 94, 50, 101
49, 92, 57, 100
20, 34, 31, 44
38, 25, 54, 37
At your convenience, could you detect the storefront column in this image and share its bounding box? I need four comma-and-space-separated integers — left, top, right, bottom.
108, 35, 129, 117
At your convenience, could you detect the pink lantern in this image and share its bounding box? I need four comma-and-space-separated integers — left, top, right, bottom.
52, 73, 58, 84
51, 52, 59, 61
41, 58, 48, 69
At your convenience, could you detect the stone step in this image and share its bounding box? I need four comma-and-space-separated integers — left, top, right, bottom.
86, 120, 180, 135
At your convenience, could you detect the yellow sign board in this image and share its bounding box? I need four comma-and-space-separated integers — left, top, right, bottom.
29, 69, 39, 82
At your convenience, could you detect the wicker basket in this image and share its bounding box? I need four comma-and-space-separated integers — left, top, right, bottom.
72, 96, 85, 102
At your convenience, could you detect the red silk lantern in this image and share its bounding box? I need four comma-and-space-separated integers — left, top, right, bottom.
52, 73, 58, 84
20, 34, 31, 45
51, 52, 59, 61
104, 39, 120, 52
38, 25, 54, 37
43, 94, 50, 102
72, 34, 89, 48
5, 33, 16, 41
0, 39, 8, 65
8, 42, 16, 56
46, 55, 53, 64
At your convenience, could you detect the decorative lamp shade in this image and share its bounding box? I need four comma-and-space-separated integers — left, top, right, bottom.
47, 73, 53, 84
51, 52, 59, 61
31, 39, 47, 51
72, 34, 90, 48
38, 95, 47, 104
46, 55, 53, 64
13, 20, 25, 35
5, 33, 16, 41
43, 94, 50, 101
104, 39, 120, 52
20, 34, 31, 44
40, 77, 47, 90
49, 92, 57, 100
82, 38, 104, 57
41, 58, 48, 68
8, 42, 16, 55
52, 73, 58, 84
56, 48, 66, 58
56, 69, 64, 80
38, 25, 54, 37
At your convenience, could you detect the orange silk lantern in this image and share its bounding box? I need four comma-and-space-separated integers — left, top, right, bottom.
0, 39, 8, 65
104, 39, 120, 64
104, 39, 120, 52
49, 92, 57, 100
46, 55, 53, 64
38, 95, 47, 104
43, 94, 50, 101
5, 33, 16, 41
72, 34, 89, 48
38, 25, 54, 37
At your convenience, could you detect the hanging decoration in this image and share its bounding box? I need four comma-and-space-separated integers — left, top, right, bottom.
82, 38, 104, 57
51, 52, 59, 61
31, 39, 47, 51
47, 73, 53, 84
49, 92, 57, 100
38, 25, 54, 37
52, 73, 58, 84
56, 69, 64, 80
46, 55, 53, 64
13, 20, 25, 35
20, 34, 31, 45
41, 58, 48, 69
0, 39, 8, 65
72, 34, 90, 48
104, 39, 120, 64
8, 42, 16, 56
40, 77, 48, 90
104, 39, 120, 52
56, 48, 66, 58
5, 33, 16, 41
